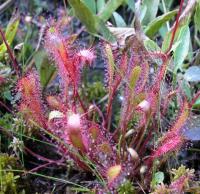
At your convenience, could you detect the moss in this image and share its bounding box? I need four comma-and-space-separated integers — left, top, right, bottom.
117, 180, 135, 194
0, 154, 25, 194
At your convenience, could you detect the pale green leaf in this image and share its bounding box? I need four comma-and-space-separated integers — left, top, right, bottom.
144, 39, 161, 52
83, 0, 96, 13
174, 25, 190, 72
142, 0, 160, 25
194, 1, 200, 32
68, 0, 116, 42
97, 0, 105, 13
113, 12, 126, 27
99, 0, 124, 22
0, 12, 20, 58
5, 13, 20, 45
126, 0, 135, 11
151, 171, 164, 188
145, 10, 177, 38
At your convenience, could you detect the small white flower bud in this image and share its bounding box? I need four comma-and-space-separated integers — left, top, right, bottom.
125, 129, 135, 138
127, 148, 139, 160
138, 100, 150, 112
67, 113, 81, 129
25, 16, 32, 23
140, 165, 147, 174
48, 110, 64, 120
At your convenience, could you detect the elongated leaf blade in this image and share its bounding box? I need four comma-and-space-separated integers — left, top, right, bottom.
83, 0, 96, 13
99, 0, 124, 22
145, 10, 177, 38
0, 12, 20, 58
142, 0, 160, 25
113, 12, 126, 27
194, 1, 200, 32
174, 25, 190, 72
68, 0, 116, 42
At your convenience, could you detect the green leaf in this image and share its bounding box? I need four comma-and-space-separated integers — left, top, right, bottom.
5, 13, 20, 45
145, 10, 177, 38
113, 12, 126, 27
68, 0, 116, 42
68, 0, 96, 33
161, 30, 181, 52
193, 97, 200, 109
0, 12, 20, 58
142, 0, 160, 25
34, 50, 56, 88
83, 0, 96, 14
126, 0, 135, 12
194, 1, 200, 32
3, 90, 12, 101
154, 171, 164, 184
144, 39, 161, 52
174, 25, 190, 72
99, 0, 124, 22
151, 171, 164, 188
139, 4, 147, 22
161, 6, 191, 53
161, 29, 172, 52
97, 0, 105, 13
95, 19, 116, 42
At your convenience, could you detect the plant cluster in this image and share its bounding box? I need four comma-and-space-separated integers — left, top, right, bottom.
14, 17, 199, 192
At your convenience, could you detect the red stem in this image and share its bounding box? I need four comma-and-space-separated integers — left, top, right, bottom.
165, 0, 185, 55
24, 147, 63, 164
105, 78, 121, 130
22, 160, 65, 176
0, 26, 21, 77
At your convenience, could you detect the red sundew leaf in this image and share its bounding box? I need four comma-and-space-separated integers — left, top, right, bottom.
17, 71, 47, 128
98, 142, 112, 154
107, 165, 122, 183
160, 99, 190, 145
68, 130, 87, 152
170, 100, 189, 133
45, 26, 79, 89
152, 135, 184, 159
169, 175, 189, 193
89, 125, 100, 140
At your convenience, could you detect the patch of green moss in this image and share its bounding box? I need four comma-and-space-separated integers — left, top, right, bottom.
0, 154, 25, 194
